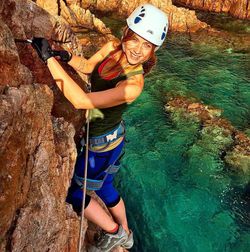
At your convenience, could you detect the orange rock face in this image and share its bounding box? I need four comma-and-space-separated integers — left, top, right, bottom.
0, 20, 33, 89
0, 83, 82, 251
63, 0, 208, 32
173, 0, 250, 19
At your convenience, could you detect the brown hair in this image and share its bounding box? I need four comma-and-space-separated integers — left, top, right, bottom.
115, 27, 157, 76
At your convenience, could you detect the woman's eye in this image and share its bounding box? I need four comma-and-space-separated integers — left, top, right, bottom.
144, 43, 152, 49
127, 39, 138, 46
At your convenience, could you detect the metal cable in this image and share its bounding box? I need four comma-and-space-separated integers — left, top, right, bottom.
78, 109, 90, 252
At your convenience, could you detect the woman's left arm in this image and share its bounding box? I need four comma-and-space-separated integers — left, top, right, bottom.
47, 57, 143, 109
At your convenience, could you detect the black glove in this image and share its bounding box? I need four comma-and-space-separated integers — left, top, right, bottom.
31, 37, 53, 63
52, 50, 72, 63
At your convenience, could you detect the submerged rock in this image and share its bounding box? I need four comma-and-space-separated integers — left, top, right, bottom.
165, 97, 250, 174
225, 132, 250, 173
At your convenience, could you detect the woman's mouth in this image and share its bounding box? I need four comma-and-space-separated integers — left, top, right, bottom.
130, 52, 140, 61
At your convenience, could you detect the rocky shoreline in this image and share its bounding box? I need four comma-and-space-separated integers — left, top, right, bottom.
173, 0, 250, 20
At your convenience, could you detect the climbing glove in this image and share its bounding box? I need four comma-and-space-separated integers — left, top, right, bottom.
52, 50, 72, 63
31, 37, 53, 63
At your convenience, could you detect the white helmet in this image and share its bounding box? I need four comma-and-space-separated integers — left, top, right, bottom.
126, 4, 168, 47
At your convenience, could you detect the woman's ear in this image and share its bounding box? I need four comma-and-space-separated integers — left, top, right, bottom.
122, 43, 125, 52
121, 26, 129, 42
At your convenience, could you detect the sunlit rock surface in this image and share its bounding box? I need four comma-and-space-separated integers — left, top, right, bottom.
63, 0, 208, 32
0, 20, 33, 90
173, 0, 250, 19
36, 0, 113, 35
0, 82, 81, 251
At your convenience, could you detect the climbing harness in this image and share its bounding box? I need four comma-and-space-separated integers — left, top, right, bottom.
89, 121, 125, 147
75, 122, 125, 191
74, 151, 123, 191
77, 118, 125, 251
74, 162, 121, 191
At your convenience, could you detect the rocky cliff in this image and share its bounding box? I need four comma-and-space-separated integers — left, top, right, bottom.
173, 0, 250, 19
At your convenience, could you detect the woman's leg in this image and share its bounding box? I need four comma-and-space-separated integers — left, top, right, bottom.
108, 197, 129, 234
84, 198, 118, 233
96, 175, 129, 234
67, 138, 128, 233
66, 152, 119, 233
66, 184, 119, 233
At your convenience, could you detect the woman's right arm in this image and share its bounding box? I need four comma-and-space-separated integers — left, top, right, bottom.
67, 41, 116, 74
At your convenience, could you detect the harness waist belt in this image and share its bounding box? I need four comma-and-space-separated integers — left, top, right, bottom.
74, 164, 120, 191
88, 122, 125, 147
74, 174, 104, 191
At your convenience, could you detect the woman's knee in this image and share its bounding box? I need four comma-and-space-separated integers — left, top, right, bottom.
66, 186, 91, 213
96, 182, 121, 208
105, 195, 121, 208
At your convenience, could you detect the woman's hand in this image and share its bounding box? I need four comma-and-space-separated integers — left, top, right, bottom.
31, 37, 54, 63
53, 50, 72, 63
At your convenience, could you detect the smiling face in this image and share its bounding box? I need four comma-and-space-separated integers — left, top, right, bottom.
122, 30, 155, 65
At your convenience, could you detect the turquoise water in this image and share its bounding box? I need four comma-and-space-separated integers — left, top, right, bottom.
115, 32, 250, 251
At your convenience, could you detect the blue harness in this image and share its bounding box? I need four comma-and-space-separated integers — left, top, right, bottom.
74, 122, 125, 191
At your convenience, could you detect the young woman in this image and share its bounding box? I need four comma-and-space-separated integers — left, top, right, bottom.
32, 4, 168, 251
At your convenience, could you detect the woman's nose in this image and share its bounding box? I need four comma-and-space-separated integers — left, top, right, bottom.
134, 44, 142, 54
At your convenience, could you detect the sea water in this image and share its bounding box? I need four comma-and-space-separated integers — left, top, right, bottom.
114, 19, 250, 252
